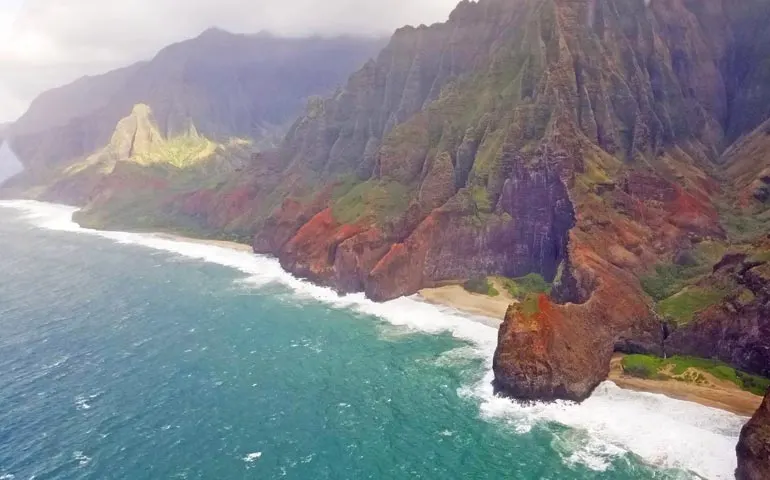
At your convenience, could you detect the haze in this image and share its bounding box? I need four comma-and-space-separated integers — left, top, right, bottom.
0, 0, 460, 123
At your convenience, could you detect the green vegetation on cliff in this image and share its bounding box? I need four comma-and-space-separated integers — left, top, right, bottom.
462, 277, 500, 297
134, 134, 218, 169
331, 180, 411, 225
461, 274, 551, 300
496, 274, 552, 301
640, 242, 728, 301
518, 293, 542, 317
622, 354, 770, 396
657, 286, 729, 325
621, 355, 668, 380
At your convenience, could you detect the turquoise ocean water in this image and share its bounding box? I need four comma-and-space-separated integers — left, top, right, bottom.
0, 201, 748, 479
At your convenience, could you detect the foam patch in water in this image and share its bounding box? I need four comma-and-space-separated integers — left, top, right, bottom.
243, 452, 262, 463
1, 199, 749, 479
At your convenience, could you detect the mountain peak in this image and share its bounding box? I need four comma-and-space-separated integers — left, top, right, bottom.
107, 104, 163, 159
130, 103, 153, 118
6, 34, 383, 172
197, 27, 235, 39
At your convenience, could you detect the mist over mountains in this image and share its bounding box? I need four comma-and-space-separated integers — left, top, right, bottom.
0, 141, 23, 185
4, 29, 385, 174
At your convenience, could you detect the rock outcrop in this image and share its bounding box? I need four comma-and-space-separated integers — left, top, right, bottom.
5, 30, 383, 175
665, 251, 770, 377
736, 390, 770, 480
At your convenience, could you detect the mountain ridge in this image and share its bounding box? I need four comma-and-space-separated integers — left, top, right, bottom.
5, 29, 385, 175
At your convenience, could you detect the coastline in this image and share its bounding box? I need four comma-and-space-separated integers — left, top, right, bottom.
0, 199, 751, 479
608, 355, 762, 417
150, 232, 254, 253
135, 229, 761, 418
153, 230, 512, 322
3, 201, 749, 480
418, 281, 514, 322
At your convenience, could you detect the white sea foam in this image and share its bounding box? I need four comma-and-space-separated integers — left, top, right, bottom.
74, 395, 92, 411
467, 374, 746, 478
243, 452, 262, 463
1, 199, 750, 479
73, 451, 91, 467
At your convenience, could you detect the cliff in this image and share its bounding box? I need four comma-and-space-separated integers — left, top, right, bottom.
665, 249, 770, 378
737, 390, 770, 480
247, 0, 770, 402
239, 0, 770, 401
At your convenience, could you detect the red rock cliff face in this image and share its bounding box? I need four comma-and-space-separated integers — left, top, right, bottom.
226, 0, 770, 402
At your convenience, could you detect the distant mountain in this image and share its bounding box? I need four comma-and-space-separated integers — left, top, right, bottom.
5, 103, 254, 226
5, 29, 385, 174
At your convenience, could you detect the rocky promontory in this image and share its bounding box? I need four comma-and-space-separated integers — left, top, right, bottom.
737, 391, 770, 480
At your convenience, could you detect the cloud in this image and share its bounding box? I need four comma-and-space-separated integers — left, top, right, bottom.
0, 0, 459, 123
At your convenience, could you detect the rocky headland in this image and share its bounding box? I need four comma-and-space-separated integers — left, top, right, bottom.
737, 391, 770, 479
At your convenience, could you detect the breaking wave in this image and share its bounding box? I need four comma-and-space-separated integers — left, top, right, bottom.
0, 199, 748, 479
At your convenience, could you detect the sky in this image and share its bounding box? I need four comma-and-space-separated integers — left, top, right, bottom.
0, 0, 460, 124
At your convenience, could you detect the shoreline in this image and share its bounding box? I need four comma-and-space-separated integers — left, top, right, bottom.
140, 230, 760, 418
152, 230, 511, 322
150, 232, 254, 253
608, 355, 761, 417
418, 281, 514, 322
4, 200, 748, 480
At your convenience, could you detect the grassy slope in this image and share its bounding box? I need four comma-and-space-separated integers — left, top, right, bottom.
640, 239, 770, 325
621, 354, 770, 396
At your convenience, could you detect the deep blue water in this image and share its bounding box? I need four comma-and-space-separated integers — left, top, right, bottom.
0, 201, 747, 479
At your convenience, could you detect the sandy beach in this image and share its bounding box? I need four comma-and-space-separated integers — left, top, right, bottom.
418, 279, 515, 322
151, 232, 254, 252
150, 232, 762, 417
608, 355, 762, 416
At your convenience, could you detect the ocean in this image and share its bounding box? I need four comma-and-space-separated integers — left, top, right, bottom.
0, 200, 747, 479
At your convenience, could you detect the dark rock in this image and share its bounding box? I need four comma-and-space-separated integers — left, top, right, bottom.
666, 255, 770, 377
753, 185, 770, 203
736, 391, 770, 480
674, 249, 697, 267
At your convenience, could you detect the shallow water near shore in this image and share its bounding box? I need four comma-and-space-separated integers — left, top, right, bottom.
0, 200, 748, 479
